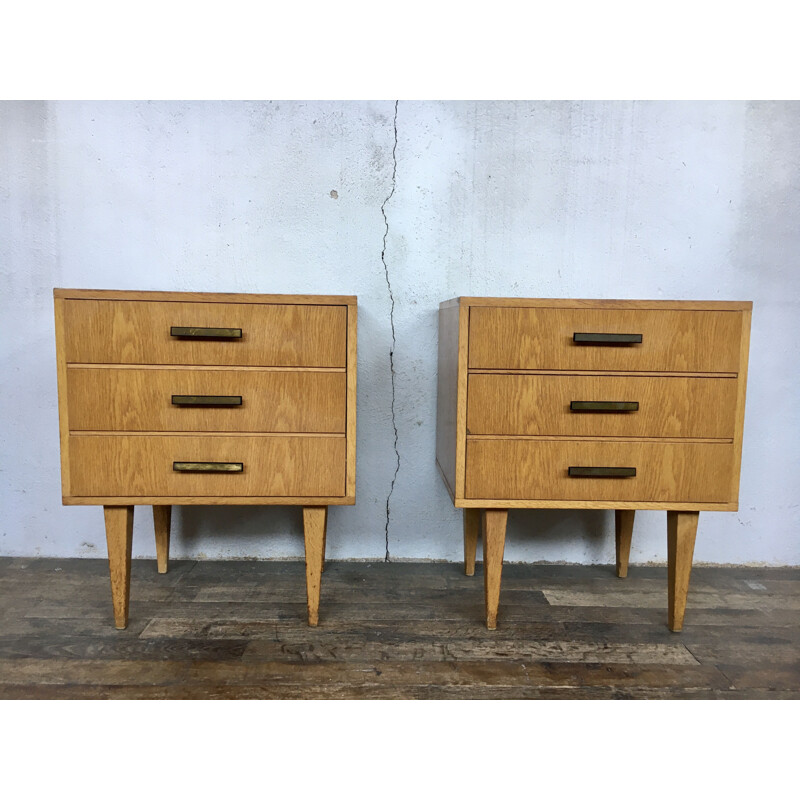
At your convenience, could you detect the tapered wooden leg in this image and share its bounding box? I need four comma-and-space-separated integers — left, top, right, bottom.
615, 509, 635, 578
153, 505, 171, 574
463, 508, 480, 576
103, 506, 134, 630
667, 510, 699, 632
321, 506, 328, 573
483, 509, 508, 630
303, 506, 327, 626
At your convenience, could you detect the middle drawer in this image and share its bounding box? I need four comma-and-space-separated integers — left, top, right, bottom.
67, 368, 346, 433
467, 373, 737, 438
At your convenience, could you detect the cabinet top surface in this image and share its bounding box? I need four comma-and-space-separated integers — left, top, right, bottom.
54, 288, 357, 305
441, 297, 752, 311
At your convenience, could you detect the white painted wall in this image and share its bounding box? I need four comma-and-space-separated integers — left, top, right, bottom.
1, 100, 798, 565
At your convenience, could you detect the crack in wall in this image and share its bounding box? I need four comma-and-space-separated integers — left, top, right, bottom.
380, 100, 400, 562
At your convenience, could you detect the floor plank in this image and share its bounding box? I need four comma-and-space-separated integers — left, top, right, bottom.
0, 557, 797, 699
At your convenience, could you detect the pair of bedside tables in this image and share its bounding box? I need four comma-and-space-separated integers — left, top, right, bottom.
54, 290, 751, 633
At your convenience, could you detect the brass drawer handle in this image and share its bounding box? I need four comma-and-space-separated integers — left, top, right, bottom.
173, 462, 243, 473
170, 326, 242, 339
171, 395, 243, 407
570, 401, 639, 413
568, 466, 636, 478
573, 332, 643, 345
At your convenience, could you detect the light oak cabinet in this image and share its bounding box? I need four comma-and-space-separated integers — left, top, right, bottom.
55, 289, 357, 628
436, 298, 751, 631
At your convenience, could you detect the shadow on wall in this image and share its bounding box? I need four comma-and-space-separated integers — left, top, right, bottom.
503, 508, 609, 562
175, 505, 304, 558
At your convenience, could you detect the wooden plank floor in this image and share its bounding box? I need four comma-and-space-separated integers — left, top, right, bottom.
1, 557, 798, 699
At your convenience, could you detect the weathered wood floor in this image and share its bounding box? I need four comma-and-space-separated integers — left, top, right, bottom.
0, 557, 797, 699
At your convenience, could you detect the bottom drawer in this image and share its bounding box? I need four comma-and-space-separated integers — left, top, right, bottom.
69, 434, 346, 497
465, 439, 734, 503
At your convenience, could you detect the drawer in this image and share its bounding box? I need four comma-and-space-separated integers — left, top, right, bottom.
468, 307, 743, 372
67, 367, 346, 433
467, 374, 738, 438
69, 435, 346, 497
63, 300, 347, 367
465, 439, 734, 502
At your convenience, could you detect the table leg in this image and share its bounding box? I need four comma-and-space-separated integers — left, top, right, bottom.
303, 506, 327, 626
153, 505, 171, 574
104, 505, 134, 630
464, 508, 481, 576
483, 509, 508, 630
667, 510, 699, 631
615, 509, 635, 578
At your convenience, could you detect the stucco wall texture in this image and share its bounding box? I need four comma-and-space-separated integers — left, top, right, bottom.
1, 100, 798, 565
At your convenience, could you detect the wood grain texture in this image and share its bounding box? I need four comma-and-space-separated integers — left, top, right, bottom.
454, 498, 737, 511
468, 307, 744, 373
467, 373, 738, 438
730, 307, 752, 501
303, 507, 327, 626
668, 511, 699, 631
455, 303, 470, 499
463, 508, 480, 576
451, 297, 752, 311
1, 558, 796, 699
483, 510, 508, 630
103, 507, 133, 629
63, 299, 348, 367
69, 435, 346, 498
54, 289, 357, 306
152, 506, 171, 574
615, 510, 635, 578
465, 439, 735, 503
345, 303, 357, 498
67, 367, 346, 433
435, 302, 461, 499
53, 297, 71, 497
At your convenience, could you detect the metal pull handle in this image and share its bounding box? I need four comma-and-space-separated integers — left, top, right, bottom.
170, 326, 242, 339
173, 462, 243, 473
568, 466, 636, 478
171, 395, 243, 407
570, 401, 639, 413
573, 332, 642, 344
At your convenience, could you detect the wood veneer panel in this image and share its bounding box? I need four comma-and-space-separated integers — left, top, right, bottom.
468, 307, 743, 373
69, 435, 346, 497
55, 289, 356, 306
345, 303, 358, 499
63, 299, 347, 367
435, 302, 461, 499
455, 297, 752, 311
467, 373, 738, 438
465, 439, 734, 503
67, 368, 346, 433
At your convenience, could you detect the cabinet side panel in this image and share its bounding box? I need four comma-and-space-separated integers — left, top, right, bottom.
730, 308, 752, 504
345, 303, 357, 499
54, 296, 71, 498
436, 303, 460, 499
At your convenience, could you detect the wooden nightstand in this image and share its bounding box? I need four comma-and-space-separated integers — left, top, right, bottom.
54, 289, 357, 628
436, 298, 751, 631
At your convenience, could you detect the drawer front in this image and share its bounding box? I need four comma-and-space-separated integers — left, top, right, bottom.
69, 435, 346, 497
465, 439, 734, 502
63, 300, 347, 367
67, 368, 346, 433
468, 307, 743, 372
467, 374, 738, 438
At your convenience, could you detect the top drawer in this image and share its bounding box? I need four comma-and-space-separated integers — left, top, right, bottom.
468, 307, 743, 373
62, 300, 348, 367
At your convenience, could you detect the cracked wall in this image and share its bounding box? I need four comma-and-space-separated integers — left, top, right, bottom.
1, 100, 799, 565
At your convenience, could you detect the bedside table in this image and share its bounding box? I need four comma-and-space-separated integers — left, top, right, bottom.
436, 298, 751, 631
54, 289, 357, 628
